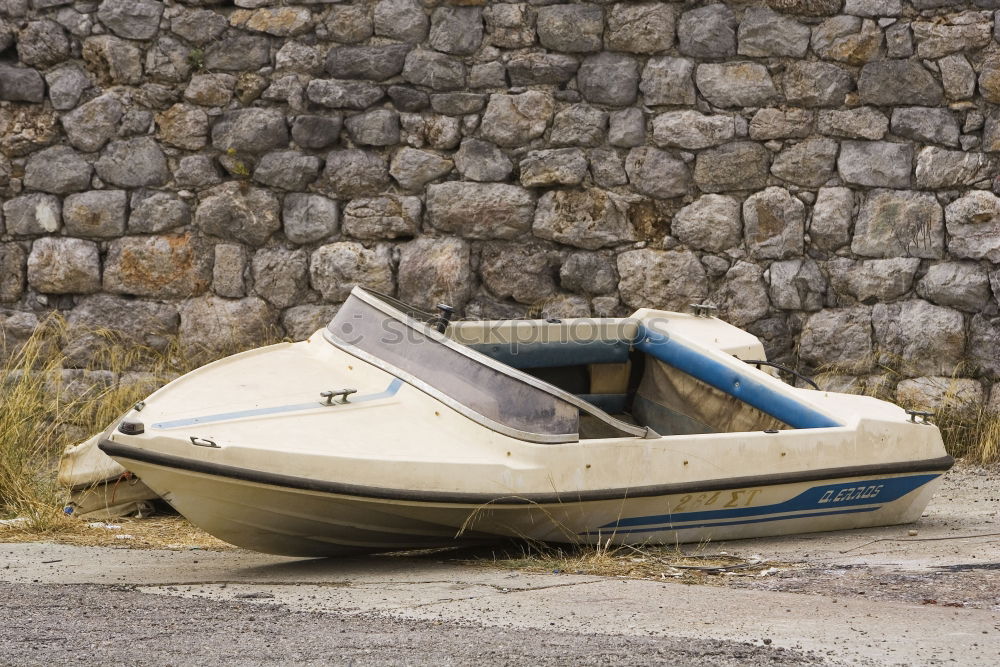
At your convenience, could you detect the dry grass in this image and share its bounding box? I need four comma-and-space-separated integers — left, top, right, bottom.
464, 540, 790, 584
0, 513, 235, 550
0, 314, 279, 530
813, 365, 1000, 466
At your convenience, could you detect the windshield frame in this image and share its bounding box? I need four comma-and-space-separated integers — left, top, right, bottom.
324, 287, 650, 444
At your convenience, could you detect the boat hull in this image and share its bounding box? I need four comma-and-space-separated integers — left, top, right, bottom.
106, 444, 948, 557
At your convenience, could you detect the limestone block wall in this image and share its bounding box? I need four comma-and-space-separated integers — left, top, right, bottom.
1, 0, 1000, 410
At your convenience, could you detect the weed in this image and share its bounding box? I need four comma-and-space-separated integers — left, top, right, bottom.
187, 48, 205, 71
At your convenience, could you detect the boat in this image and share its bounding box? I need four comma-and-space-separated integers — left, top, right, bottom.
96, 286, 953, 557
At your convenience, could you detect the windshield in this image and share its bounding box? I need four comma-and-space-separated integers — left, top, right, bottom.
326, 289, 582, 443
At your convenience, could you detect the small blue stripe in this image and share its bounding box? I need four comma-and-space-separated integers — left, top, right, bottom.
598, 474, 938, 531
151, 378, 403, 429
635, 325, 842, 429
584, 507, 879, 536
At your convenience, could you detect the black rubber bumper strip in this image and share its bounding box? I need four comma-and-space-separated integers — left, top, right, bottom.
99, 439, 954, 506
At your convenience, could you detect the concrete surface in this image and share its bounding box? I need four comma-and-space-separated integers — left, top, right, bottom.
1, 465, 998, 665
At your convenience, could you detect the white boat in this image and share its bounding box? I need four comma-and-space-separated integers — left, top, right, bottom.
97, 287, 952, 557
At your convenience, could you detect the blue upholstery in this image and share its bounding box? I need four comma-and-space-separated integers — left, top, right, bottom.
634, 326, 842, 430
469, 340, 631, 369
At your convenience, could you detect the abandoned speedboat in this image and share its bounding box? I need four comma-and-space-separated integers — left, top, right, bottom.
98, 287, 953, 557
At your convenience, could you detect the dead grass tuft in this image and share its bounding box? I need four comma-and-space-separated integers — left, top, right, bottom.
0, 513, 235, 551
464, 539, 790, 583
0, 314, 282, 527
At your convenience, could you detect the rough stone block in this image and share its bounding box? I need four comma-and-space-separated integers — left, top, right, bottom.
651, 111, 734, 150
194, 182, 281, 247
914, 147, 992, 189
917, 261, 991, 312
103, 234, 212, 299
816, 107, 888, 140
536, 4, 603, 53
826, 257, 921, 303
672, 194, 742, 253
326, 44, 410, 81
694, 142, 770, 193
27, 237, 101, 295
309, 242, 394, 302
625, 147, 690, 199
94, 138, 169, 189
743, 187, 805, 260
577, 53, 639, 107
2, 194, 61, 236
63, 190, 127, 239
480, 242, 558, 305
617, 249, 708, 311
606, 3, 676, 54
343, 196, 421, 240
397, 237, 473, 311
282, 193, 339, 245
771, 137, 839, 188
890, 107, 960, 147
738, 7, 810, 58
695, 62, 779, 108
640, 56, 696, 106
853, 189, 943, 259
519, 149, 588, 188
506, 52, 578, 86
129, 192, 190, 234
748, 108, 814, 140
799, 306, 874, 373
944, 191, 1000, 262
0, 243, 25, 303
251, 248, 310, 309
873, 300, 965, 376
429, 7, 483, 55
783, 62, 854, 107
24, 146, 92, 195
837, 141, 912, 188
560, 252, 618, 296
767, 258, 826, 311
211, 108, 289, 154
550, 104, 607, 148
534, 189, 636, 250
480, 91, 553, 147
483, 3, 534, 49
858, 60, 944, 106
427, 182, 534, 240
809, 187, 854, 252
322, 149, 389, 198
179, 295, 277, 362
896, 377, 984, 413
810, 15, 882, 65
678, 4, 736, 58
253, 150, 322, 191
453, 139, 512, 182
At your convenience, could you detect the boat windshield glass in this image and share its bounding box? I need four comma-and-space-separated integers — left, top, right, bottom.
325, 291, 580, 443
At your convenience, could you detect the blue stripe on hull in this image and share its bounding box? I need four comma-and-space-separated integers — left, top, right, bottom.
589, 474, 939, 535
151, 378, 403, 429
585, 507, 880, 536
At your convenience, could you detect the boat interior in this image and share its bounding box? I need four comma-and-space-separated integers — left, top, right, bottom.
457, 325, 788, 440
327, 289, 803, 443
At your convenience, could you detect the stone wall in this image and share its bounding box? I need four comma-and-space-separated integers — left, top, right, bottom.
2, 0, 1000, 410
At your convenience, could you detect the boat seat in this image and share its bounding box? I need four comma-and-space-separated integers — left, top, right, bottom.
468, 340, 631, 370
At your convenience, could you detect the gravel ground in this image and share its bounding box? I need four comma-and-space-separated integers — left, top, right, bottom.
0, 582, 822, 667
